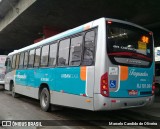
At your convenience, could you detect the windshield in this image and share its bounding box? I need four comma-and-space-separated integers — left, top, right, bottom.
107, 22, 153, 67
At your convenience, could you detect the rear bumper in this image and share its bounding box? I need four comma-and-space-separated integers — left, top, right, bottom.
94, 94, 154, 111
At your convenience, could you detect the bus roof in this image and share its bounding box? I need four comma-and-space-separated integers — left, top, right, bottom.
105, 18, 150, 32
8, 17, 151, 56
8, 18, 95, 56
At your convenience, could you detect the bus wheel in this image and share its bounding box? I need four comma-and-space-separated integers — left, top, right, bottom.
40, 88, 50, 112
11, 83, 19, 98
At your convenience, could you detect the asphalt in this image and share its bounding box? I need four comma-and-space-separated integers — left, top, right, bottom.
130, 95, 160, 119
0, 84, 159, 120
0, 85, 160, 129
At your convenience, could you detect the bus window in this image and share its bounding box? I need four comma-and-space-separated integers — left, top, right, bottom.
6, 57, 12, 73
0, 55, 7, 84
82, 31, 95, 66
69, 36, 83, 66
24, 51, 28, 68
34, 48, 41, 67
107, 22, 153, 67
12, 55, 16, 69
58, 39, 70, 66
15, 54, 20, 69
28, 49, 35, 68
41, 45, 49, 67
19, 53, 24, 69
49, 43, 57, 66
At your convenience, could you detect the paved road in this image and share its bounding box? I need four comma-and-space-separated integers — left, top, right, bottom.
0, 86, 159, 129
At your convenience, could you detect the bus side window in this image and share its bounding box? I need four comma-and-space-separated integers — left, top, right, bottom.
24, 51, 28, 68
49, 43, 57, 66
41, 45, 49, 67
19, 52, 24, 69
12, 55, 16, 69
82, 31, 95, 66
15, 54, 20, 69
34, 48, 41, 67
58, 39, 70, 66
28, 49, 35, 68
69, 36, 83, 66
6, 57, 12, 73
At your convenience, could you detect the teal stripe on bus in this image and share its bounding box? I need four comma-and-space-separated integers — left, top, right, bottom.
15, 67, 86, 95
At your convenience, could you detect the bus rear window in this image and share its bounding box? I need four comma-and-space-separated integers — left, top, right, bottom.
107, 22, 153, 67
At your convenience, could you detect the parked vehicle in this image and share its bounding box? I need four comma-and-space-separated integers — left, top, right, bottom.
155, 47, 160, 95
5, 18, 154, 111
155, 63, 160, 95
0, 55, 7, 87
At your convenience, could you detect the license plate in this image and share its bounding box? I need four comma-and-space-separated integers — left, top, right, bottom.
128, 90, 138, 96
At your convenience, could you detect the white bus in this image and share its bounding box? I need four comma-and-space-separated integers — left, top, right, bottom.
0, 55, 7, 86
155, 47, 160, 95
5, 18, 154, 111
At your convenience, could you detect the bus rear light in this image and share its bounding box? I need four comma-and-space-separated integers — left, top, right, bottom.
152, 85, 155, 95
152, 85, 155, 90
152, 76, 155, 95
100, 72, 109, 97
83, 94, 87, 97
80, 93, 87, 97
111, 100, 116, 103
107, 21, 112, 24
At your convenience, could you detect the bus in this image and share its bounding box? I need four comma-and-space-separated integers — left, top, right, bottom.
0, 55, 7, 87
4, 18, 154, 111
155, 47, 160, 95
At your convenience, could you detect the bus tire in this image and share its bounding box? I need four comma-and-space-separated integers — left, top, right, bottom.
11, 83, 19, 98
40, 88, 50, 112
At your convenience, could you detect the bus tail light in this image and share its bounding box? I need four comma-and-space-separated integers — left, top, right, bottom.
100, 72, 109, 97
107, 21, 112, 24
152, 76, 155, 95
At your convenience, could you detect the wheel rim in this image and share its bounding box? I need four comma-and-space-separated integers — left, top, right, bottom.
41, 90, 48, 107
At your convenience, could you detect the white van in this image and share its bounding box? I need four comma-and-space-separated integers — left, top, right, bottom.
0, 55, 7, 86
155, 62, 160, 95
155, 47, 160, 95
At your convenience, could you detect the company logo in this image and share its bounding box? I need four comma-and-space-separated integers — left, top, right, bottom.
129, 69, 148, 78
61, 74, 78, 79
16, 74, 27, 79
